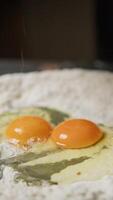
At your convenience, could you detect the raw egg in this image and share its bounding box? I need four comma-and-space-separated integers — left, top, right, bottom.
51, 119, 103, 148
6, 116, 52, 147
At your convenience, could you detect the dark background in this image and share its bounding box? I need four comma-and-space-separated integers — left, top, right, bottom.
97, 0, 113, 61
0, 0, 113, 73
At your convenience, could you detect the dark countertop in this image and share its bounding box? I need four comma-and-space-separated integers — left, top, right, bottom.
0, 60, 113, 75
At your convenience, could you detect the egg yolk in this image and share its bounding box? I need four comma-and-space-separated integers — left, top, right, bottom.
6, 116, 52, 147
51, 119, 103, 149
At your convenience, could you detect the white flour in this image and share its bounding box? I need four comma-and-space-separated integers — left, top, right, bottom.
0, 69, 113, 200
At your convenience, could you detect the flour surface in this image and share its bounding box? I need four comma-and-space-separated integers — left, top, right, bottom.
0, 69, 113, 200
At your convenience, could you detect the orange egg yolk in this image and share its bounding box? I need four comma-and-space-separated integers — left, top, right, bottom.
51, 119, 103, 149
6, 116, 52, 147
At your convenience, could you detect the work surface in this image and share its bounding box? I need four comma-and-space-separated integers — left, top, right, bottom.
0, 60, 113, 74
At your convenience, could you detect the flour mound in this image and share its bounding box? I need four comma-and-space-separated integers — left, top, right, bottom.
0, 69, 113, 200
